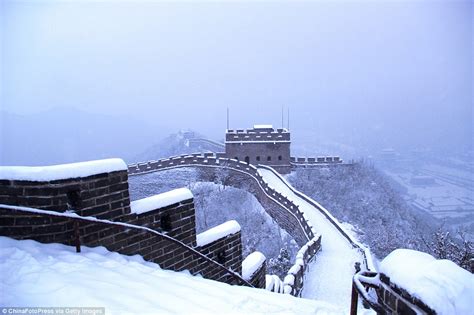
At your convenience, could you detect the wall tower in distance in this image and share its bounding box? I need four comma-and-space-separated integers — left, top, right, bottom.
224, 125, 291, 174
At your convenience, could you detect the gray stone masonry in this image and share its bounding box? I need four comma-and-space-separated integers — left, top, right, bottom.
0, 205, 247, 286
0, 166, 252, 287
376, 273, 436, 315
248, 261, 266, 289
196, 231, 242, 276
224, 127, 291, 174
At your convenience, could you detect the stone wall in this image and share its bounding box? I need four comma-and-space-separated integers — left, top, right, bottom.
0, 170, 130, 220
225, 128, 290, 142
128, 156, 323, 296
0, 205, 248, 286
224, 128, 291, 174
248, 263, 266, 289
376, 273, 436, 315
128, 156, 314, 246
0, 162, 252, 287
132, 198, 197, 247
196, 231, 242, 276
225, 142, 291, 174
290, 156, 343, 166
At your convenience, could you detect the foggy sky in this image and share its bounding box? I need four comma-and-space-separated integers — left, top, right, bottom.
1, 0, 473, 162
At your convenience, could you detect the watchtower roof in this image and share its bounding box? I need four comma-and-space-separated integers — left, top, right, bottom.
225, 125, 290, 143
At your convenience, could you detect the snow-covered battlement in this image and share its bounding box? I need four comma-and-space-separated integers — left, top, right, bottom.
0, 158, 127, 182
196, 220, 241, 247
225, 126, 290, 143
131, 188, 193, 215
242, 251, 266, 281
379, 249, 474, 314
253, 124, 274, 130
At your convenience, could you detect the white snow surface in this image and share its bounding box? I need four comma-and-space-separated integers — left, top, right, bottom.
258, 167, 365, 312
253, 124, 273, 129
380, 249, 474, 315
0, 237, 344, 314
242, 251, 266, 280
130, 188, 193, 215
196, 220, 241, 247
0, 158, 127, 181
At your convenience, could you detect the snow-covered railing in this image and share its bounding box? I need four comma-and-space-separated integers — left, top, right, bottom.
280, 234, 322, 296
352, 249, 474, 315
257, 164, 375, 271
0, 204, 254, 288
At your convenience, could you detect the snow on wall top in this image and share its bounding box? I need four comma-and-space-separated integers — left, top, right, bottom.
253, 124, 273, 129
130, 188, 193, 215
196, 220, 241, 247
379, 249, 474, 315
242, 251, 266, 280
0, 158, 127, 182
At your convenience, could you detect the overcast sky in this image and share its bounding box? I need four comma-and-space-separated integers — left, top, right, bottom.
1, 0, 472, 159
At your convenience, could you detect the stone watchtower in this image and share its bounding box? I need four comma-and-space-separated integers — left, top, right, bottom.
224, 125, 291, 174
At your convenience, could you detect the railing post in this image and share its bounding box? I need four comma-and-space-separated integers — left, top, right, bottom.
74, 221, 81, 253
350, 262, 361, 315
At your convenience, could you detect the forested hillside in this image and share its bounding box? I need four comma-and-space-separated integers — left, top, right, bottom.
286, 163, 467, 263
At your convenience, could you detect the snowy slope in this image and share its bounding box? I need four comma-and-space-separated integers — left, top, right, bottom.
0, 237, 344, 314
257, 168, 364, 312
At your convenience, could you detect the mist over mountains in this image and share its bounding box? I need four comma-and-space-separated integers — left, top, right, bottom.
0, 108, 170, 166
1, 106, 472, 167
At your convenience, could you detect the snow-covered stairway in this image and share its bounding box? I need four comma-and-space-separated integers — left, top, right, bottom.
257, 166, 368, 310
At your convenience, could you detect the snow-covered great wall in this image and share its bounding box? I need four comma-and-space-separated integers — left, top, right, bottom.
127, 154, 327, 296
0, 159, 262, 288
1, 157, 472, 314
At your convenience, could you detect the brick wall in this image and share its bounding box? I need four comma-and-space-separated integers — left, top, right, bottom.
290, 156, 343, 165
0, 205, 249, 286
127, 156, 314, 247
376, 273, 435, 315
131, 198, 197, 247
248, 263, 266, 289
0, 170, 130, 220
223, 127, 291, 174
0, 163, 251, 287
196, 231, 242, 276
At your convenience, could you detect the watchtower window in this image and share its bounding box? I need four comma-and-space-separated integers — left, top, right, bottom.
245, 156, 250, 164
278, 155, 282, 161
256, 156, 260, 162
267, 156, 272, 161
66, 190, 81, 209
160, 214, 172, 232
216, 249, 226, 264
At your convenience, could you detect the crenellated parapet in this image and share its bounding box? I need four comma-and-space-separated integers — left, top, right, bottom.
225, 128, 290, 143
290, 156, 344, 166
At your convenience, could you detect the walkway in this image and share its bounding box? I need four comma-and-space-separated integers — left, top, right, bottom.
258, 167, 363, 310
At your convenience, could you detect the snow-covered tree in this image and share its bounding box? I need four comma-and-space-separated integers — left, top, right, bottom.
268, 246, 293, 279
